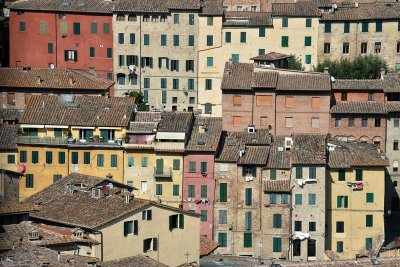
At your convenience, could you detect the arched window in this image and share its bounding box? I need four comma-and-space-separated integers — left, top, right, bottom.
117, 73, 126, 85
116, 14, 125, 21
128, 14, 136, 21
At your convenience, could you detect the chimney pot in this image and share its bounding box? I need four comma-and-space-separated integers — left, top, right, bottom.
380, 68, 386, 79
323, 67, 329, 74
37, 76, 41, 84
69, 77, 74, 85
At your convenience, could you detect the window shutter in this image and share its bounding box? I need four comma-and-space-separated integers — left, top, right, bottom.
169, 215, 173, 231
201, 162, 207, 173
133, 220, 138, 235
173, 159, 180, 170
150, 57, 153, 68
156, 159, 163, 173
270, 169, 276, 180
130, 33, 135, 44
245, 188, 252, 206
337, 196, 342, 208
153, 238, 158, 251
179, 214, 184, 229
251, 166, 256, 177
124, 221, 128, 236
166, 59, 169, 69
140, 57, 144, 68
201, 185, 207, 197
143, 239, 147, 253
242, 166, 247, 177
344, 196, 348, 208
64, 50, 68, 61
142, 211, 146, 220
148, 210, 152, 220
220, 183, 227, 202
244, 233, 252, 247
356, 169, 363, 181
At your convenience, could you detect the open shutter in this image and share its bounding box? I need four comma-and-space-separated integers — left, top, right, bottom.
242, 166, 247, 177
143, 240, 147, 253
344, 196, 348, 208
169, 215, 173, 231
64, 50, 68, 61
166, 59, 170, 69
123, 222, 128, 236
337, 196, 342, 208
140, 57, 145, 68
142, 211, 146, 220
153, 238, 158, 251
74, 51, 78, 62
252, 166, 256, 177
150, 58, 153, 68
179, 213, 184, 229
148, 210, 152, 220
134, 220, 138, 235
158, 58, 162, 68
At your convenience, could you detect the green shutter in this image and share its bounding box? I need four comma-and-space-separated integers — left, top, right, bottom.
84, 152, 90, 164
218, 233, 227, 247
259, 27, 265, 37
337, 196, 342, 208
337, 241, 343, 253
156, 159, 163, 173
245, 188, 252, 206
91, 22, 97, 34
201, 185, 207, 197
20, 151, 27, 163
305, 36, 312, 46
173, 159, 180, 170
173, 35, 179, 46
188, 35, 194, 46
366, 215, 373, 227
325, 22, 331, 33
220, 183, 227, 202
338, 170, 346, 181
296, 166, 302, 179
90, 47, 95, 57
141, 157, 148, 167
270, 169, 276, 180
189, 161, 196, 172
201, 162, 207, 173
356, 169, 363, 181
130, 33, 135, 44
7, 155, 15, 164
282, 17, 288, 27
306, 18, 312, 28
54, 128, 62, 137
179, 214, 184, 229
143, 90, 148, 103
225, 32, 231, 43
243, 233, 252, 248
207, 16, 213, 26
362, 22, 369, 32
169, 215, 173, 231
273, 237, 282, 252
270, 193, 276, 204
188, 79, 194, 90
251, 167, 256, 177
173, 185, 180, 196
71, 152, 78, 164
245, 211, 252, 230
240, 32, 246, 43
144, 34, 150, 45
58, 152, 65, 164
19, 21, 26, 31
344, 22, 350, 33
111, 154, 117, 167
161, 34, 167, 46
295, 194, 302, 205
73, 22, 80, 35
97, 154, 104, 167
188, 185, 195, 197
273, 214, 282, 228
344, 196, 348, 208
128, 156, 134, 167
60, 22, 67, 36
32, 151, 39, 164
118, 33, 124, 44
103, 23, 110, 34
40, 21, 47, 33
204, 103, 212, 114
46, 151, 52, 164
366, 193, 374, 203
200, 210, 208, 222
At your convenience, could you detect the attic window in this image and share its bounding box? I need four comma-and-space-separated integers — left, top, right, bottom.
61, 1, 70, 6
73, 229, 84, 237
103, 104, 112, 109
227, 140, 237, 146
77, 2, 85, 7
197, 140, 205, 146
92, 188, 100, 199
28, 229, 40, 240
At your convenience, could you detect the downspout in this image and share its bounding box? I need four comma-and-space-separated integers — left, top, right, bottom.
139, 14, 142, 93
93, 230, 104, 261
55, 13, 58, 67
274, 93, 277, 135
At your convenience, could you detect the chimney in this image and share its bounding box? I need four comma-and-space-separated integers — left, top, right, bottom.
57, 252, 61, 262
323, 67, 329, 74
69, 76, 75, 85
106, 173, 113, 180
37, 76, 42, 84
199, 125, 206, 133
380, 68, 386, 79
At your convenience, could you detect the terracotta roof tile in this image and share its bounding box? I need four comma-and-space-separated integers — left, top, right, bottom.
267, 136, 291, 169
253, 71, 279, 88
276, 73, 331, 91
383, 73, 400, 93
10, 0, 113, 13
386, 102, 400, 112
114, 0, 200, 13
223, 11, 273, 26
134, 111, 162, 122
0, 68, 113, 90
272, 1, 321, 17
221, 62, 254, 90
201, 0, 224, 16
0, 109, 24, 122
264, 179, 291, 192
332, 79, 384, 91
186, 117, 222, 152
128, 122, 158, 134
0, 123, 18, 150
250, 52, 291, 61
200, 235, 219, 257
330, 101, 387, 114
291, 134, 326, 165
20, 95, 135, 127
238, 146, 269, 165
321, 2, 400, 21
157, 112, 193, 133
99, 255, 167, 267
0, 202, 39, 215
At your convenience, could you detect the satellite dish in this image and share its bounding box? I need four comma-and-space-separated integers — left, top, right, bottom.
49, 63, 55, 70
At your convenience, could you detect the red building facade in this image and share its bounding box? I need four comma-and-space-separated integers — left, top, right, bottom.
9, 1, 113, 79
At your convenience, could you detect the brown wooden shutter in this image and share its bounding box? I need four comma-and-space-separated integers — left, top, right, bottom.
285, 96, 294, 108
7, 93, 15, 105
233, 116, 241, 126
233, 95, 241, 106
256, 95, 272, 106
311, 97, 321, 108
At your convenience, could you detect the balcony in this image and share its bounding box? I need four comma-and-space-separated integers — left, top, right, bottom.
153, 167, 172, 179
16, 135, 123, 147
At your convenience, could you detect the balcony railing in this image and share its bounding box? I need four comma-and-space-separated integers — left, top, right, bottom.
16, 135, 123, 146
153, 167, 172, 179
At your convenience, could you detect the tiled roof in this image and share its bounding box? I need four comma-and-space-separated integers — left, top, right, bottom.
272, 1, 321, 17
321, 2, 400, 21
221, 62, 254, 91
10, 0, 112, 13
291, 134, 326, 165
20, 95, 135, 127
330, 101, 387, 114
0, 123, 18, 150
99, 255, 167, 267
264, 179, 291, 192
328, 139, 388, 168
383, 73, 400, 93
386, 102, 400, 113
186, 117, 222, 152
0, 109, 24, 121
276, 73, 331, 91
332, 79, 384, 90
223, 12, 273, 26
157, 112, 193, 133
281, 256, 400, 267
314, 0, 332, 8
0, 68, 113, 90
0, 202, 39, 215
128, 122, 158, 134
253, 71, 279, 88
134, 111, 162, 122
201, 0, 224, 16
238, 146, 270, 165
0, 221, 98, 251
240, 129, 271, 145
200, 235, 219, 257
23, 173, 197, 229
0, 243, 99, 266
113, 0, 200, 12
250, 52, 291, 61
267, 136, 291, 169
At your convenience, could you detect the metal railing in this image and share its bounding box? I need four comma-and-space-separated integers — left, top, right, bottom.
153, 167, 172, 178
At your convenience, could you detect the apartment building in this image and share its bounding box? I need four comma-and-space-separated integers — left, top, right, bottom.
17, 95, 135, 200
183, 117, 222, 239
331, 79, 385, 104
23, 173, 200, 266
0, 67, 113, 109
326, 139, 387, 259
318, 2, 400, 71
9, 0, 114, 78
214, 128, 271, 256
220, 62, 331, 134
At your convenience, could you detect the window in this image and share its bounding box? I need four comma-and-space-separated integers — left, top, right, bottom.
140, 181, 147, 192
188, 185, 195, 198
143, 238, 158, 252
103, 23, 110, 35
395, 161, 400, 172
171, 60, 179, 71
245, 211, 252, 230
325, 22, 331, 33
39, 21, 46, 33
201, 162, 207, 173
218, 233, 227, 247
337, 241, 344, 253
306, 18, 312, 28
19, 21, 26, 31
338, 170, 346, 181
294, 221, 302, 231
361, 118, 368, 127
343, 42, 349, 54
45, 151, 52, 164
305, 55, 311, 64
189, 97, 195, 104
201, 185, 207, 198
189, 14, 195, 25
169, 213, 184, 230
282, 17, 288, 27
344, 21, 350, 33
220, 183, 227, 202
348, 117, 354, 127
295, 194, 302, 205
285, 117, 293, 128
296, 166, 303, 179
394, 141, 399, 151
188, 35, 194, 46
269, 193, 277, 204
233, 95, 241, 106
293, 239, 301, 256
337, 196, 348, 208
173, 35, 179, 46
285, 96, 294, 107
259, 49, 265, 56
72, 22, 80, 35
26, 174, 34, 188
141, 157, 148, 167
324, 43, 330, 54
251, 6, 257, 11
245, 188, 252, 206
362, 22, 369, 32
189, 161, 196, 173
273, 237, 282, 252
7, 155, 15, 164
311, 117, 319, 128
375, 118, 381, 127
356, 169, 363, 181
240, 32, 246, 43
225, 32, 231, 43
244, 233, 252, 248
219, 210, 227, 224
305, 36, 312, 46
366, 215, 373, 227
141, 57, 153, 68
231, 54, 239, 63
308, 239, 316, 257
256, 95, 272, 106
32, 151, 39, 164
156, 184, 163, 195
118, 55, 125, 67
53, 174, 62, 183
206, 35, 213, 46
309, 221, 316, 231
116, 14, 125, 21
207, 16, 213, 26
309, 166, 316, 179
366, 238, 373, 251
397, 41, 400, 53
90, 22, 97, 34
205, 79, 212, 90
361, 42, 368, 54
47, 43, 54, 54
173, 185, 180, 196
128, 33, 135, 44
188, 79, 194, 90
20, 151, 27, 163
259, 27, 265, 37
173, 14, 179, 24
173, 79, 179, 89
206, 57, 214, 67
308, 193, 316, 205
365, 192, 375, 204
89, 47, 95, 57
273, 214, 282, 228
395, 118, 400, 127
117, 73, 125, 85
64, 50, 78, 62
6, 93, 15, 105
281, 36, 289, 47
233, 116, 241, 127
376, 20, 382, 32
111, 154, 117, 167
201, 210, 208, 222
335, 117, 341, 127
144, 34, 150, 45
60, 22, 67, 36
336, 221, 344, 233
374, 42, 381, 53
204, 103, 212, 114
160, 34, 167, 46
123, 220, 138, 236
237, 6, 242, 11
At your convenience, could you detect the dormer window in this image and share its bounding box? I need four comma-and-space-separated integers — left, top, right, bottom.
116, 14, 125, 21
92, 188, 100, 199
73, 229, 84, 238
28, 229, 40, 240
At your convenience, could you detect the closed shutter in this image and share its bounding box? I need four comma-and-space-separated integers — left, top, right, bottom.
225, 32, 231, 43
243, 233, 252, 247
366, 193, 374, 203
162, 91, 167, 104
200, 210, 207, 222
281, 36, 289, 47
344, 22, 350, 33
188, 185, 195, 197
188, 79, 194, 90
156, 159, 163, 173
218, 233, 227, 247
179, 214, 184, 229
46, 151, 52, 164
356, 169, 363, 181
259, 27, 265, 37
337, 241, 343, 253
58, 152, 65, 164
128, 156, 134, 167
54, 128, 62, 137
141, 157, 148, 167
100, 129, 108, 141
305, 36, 312, 46
245, 211, 252, 230
173, 185, 180, 196
220, 183, 227, 202
60, 22, 67, 36
40, 21, 47, 33
273, 237, 282, 252
130, 33, 135, 44
270, 193, 276, 204
256, 95, 272, 106
32, 151, 39, 164
84, 152, 90, 164
201, 185, 207, 198
309, 167, 316, 179
143, 90, 148, 103
251, 167, 256, 177
270, 169, 276, 180
97, 154, 104, 167
73, 22, 80, 34
281, 194, 288, 204
204, 103, 212, 114
20, 151, 27, 163
240, 32, 246, 43
103, 23, 110, 34
219, 210, 227, 224
188, 35, 194, 46
189, 161, 196, 172
201, 162, 207, 173
111, 154, 117, 167
273, 214, 282, 228
118, 33, 124, 44
366, 215, 373, 227
245, 188, 252, 206
71, 152, 78, 164
173, 159, 180, 170
286, 96, 294, 107
338, 170, 346, 181
296, 166, 302, 179
91, 22, 97, 34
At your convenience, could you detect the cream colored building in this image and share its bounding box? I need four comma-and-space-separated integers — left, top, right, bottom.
326, 140, 387, 259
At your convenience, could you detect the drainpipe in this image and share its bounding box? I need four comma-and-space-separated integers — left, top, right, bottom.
93, 230, 104, 261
